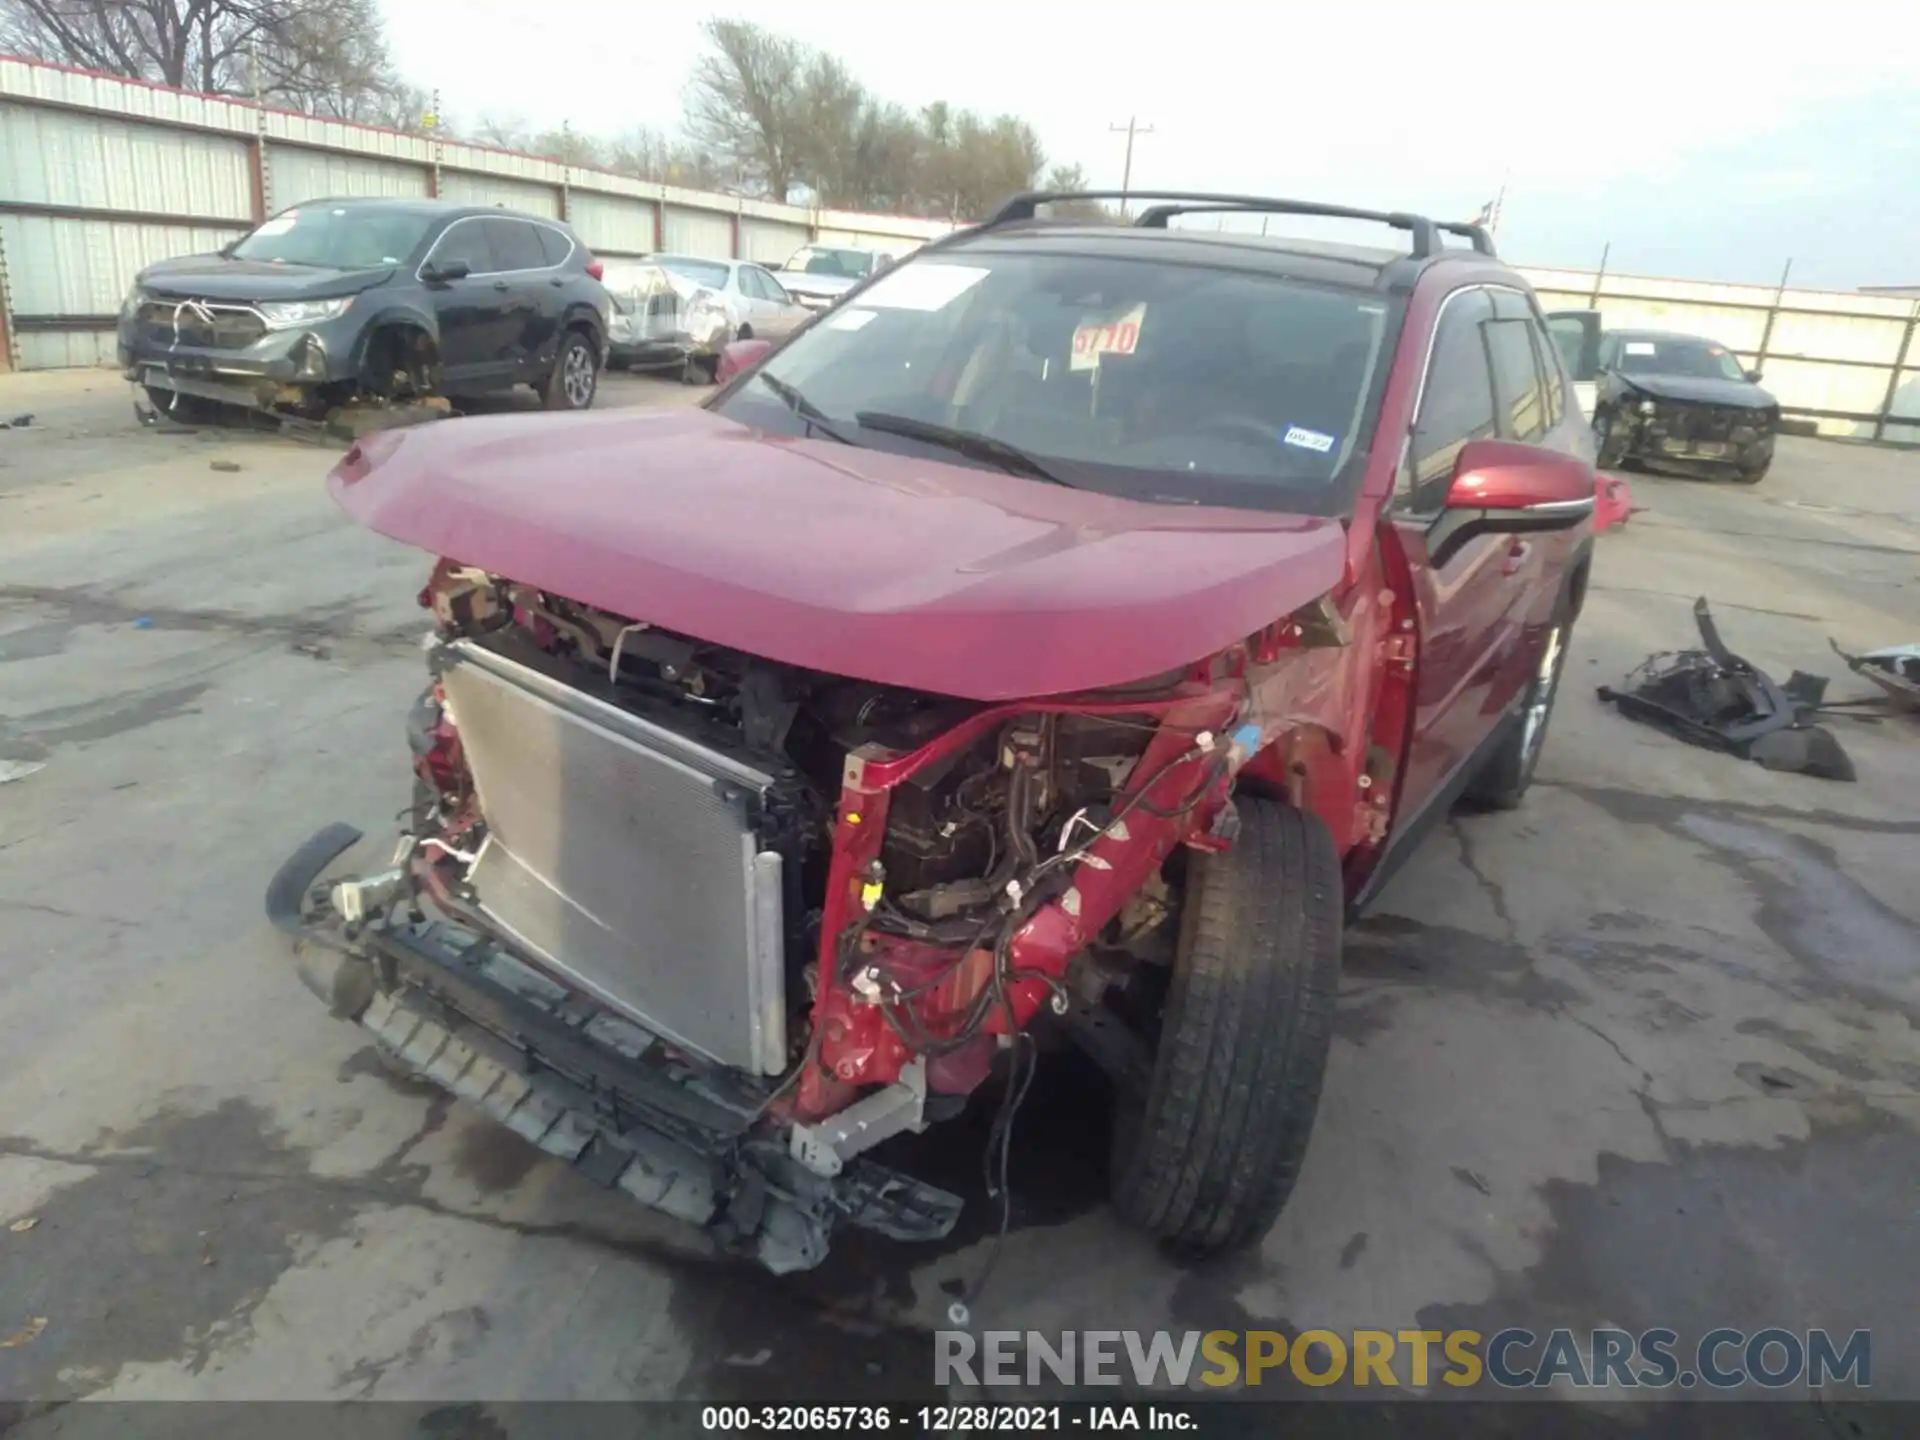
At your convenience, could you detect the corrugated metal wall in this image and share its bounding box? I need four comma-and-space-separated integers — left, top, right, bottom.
265, 145, 429, 208
19, 330, 118, 370
1523, 266, 1920, 441
740, 218, 808, 266
661, 204, 735, 257
566, 191, 658, 257
438, 171, 560, 216
0, 101, 251, 219
1, 213, 244, 315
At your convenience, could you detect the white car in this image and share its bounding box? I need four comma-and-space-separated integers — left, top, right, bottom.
774, 244, 894, 311
603, 255, 811, 381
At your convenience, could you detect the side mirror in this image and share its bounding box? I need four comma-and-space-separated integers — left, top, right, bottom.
1431, 439, 1595, 565
1744, 367, 1763, 383
715, 337, 775, 384
425, 258, 471, 283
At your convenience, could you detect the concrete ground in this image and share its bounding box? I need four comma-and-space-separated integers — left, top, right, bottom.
0, 369, 1915, 1419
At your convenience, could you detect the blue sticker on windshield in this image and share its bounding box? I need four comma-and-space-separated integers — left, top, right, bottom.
1282, 425, 1336, 454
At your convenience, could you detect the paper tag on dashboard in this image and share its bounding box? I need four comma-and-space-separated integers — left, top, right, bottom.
1070, 305, 1147, 371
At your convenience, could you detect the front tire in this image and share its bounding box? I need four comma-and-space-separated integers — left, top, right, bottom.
1110, 800, 1342, 1256
541, 330, 599, 411
1734, 455, 1770, 485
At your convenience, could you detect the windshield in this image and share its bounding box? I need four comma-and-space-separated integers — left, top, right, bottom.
712, 250, 1397, 514
658, 257, 731, 290
782, 247, 873, 279
1616, 336, 1747, 382
229, 206, 433, 269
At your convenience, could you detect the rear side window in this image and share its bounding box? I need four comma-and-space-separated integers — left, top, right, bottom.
484, 218, 547, 271
1486, 317, 1547, 442
535, 225, 574, 267
1405, 289, 1497, 511
1492, 290, 1561, 434
1534, 322, 1565, 427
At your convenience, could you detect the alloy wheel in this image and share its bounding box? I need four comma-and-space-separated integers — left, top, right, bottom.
1518, 625, 1565, 771
562, 344, 596, 408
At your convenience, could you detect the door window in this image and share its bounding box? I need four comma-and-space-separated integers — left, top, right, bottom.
484, 218, 548, 272
1404, 289, 1498, 512
533, 224, 574, 267
425, 220, 495, 275
743, 267, 786, 302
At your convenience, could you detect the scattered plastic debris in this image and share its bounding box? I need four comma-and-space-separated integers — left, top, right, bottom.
1, 413, 33, 429
0, 1316, 47, 1349
724, 1349, 773, 1367
0, 759, 47, 785
8, 1217, 38, 1233
210, 459, 242, 473
132, 617, 154, 629
1831, 641, 1920, 715
1598, 597, 1856, 781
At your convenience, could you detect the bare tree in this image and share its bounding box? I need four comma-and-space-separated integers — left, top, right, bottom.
681, 19, 807, 202
0, 0, 420, 121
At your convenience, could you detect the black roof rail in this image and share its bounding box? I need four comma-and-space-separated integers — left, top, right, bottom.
1433, 221, 1498, 257
981, 190, 1445, 258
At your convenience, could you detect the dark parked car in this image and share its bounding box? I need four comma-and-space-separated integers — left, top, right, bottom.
271, 190, 1596, 1279
1544, 314, 1778, 483
119, 198, 611, 419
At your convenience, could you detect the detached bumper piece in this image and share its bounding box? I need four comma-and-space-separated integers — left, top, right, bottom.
1598, 597, 1855, 781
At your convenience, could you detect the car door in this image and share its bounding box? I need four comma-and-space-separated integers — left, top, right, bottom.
1545, 309, 1602, 421
482, 218, 553, 380
742, 265, 804, 338
419, 219, 508, 388
1387, 287, 1538, 818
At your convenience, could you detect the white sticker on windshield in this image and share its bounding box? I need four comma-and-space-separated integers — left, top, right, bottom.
1624, 341, 1657, 355
1070, 304, 1147, 371
826, 308, 877, 331
857, 264, 989, 311
254, 211, 298, 237
1283, 425, 1336, 454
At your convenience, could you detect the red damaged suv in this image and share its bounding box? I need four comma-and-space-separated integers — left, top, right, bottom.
270, 192, 1596, 1280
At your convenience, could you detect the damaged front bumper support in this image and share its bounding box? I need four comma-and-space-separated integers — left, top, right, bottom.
265, 823, 961, 1274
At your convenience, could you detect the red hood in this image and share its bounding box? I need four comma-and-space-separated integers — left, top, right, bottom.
330, 407, 1347, 701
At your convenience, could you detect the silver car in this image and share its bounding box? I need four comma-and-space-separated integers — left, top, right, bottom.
602, 256, 810, 381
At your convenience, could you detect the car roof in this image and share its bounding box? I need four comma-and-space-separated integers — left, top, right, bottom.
278, 197, 565, 225
941, 221, 1502, 294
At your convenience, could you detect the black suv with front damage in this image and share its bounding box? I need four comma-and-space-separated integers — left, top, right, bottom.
1589, 328, 1779, 483
119, 198, 612, 420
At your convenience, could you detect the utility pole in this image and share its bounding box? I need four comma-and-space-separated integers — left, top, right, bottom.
1109, 116, 1155, 215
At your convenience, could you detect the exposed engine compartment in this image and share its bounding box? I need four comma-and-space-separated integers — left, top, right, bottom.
412, 562, 1188, 1099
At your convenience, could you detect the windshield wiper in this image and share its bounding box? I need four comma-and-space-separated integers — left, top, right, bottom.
852, 412, 1074, 487
755, 372, 856, 445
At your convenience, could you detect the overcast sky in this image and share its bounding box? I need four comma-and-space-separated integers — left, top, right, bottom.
383, 0, 1920, 290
